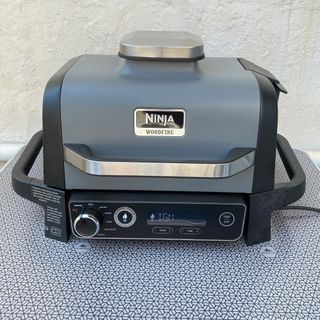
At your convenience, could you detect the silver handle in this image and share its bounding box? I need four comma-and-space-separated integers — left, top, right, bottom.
64, 145, 255, 178
119, 31, 204, 61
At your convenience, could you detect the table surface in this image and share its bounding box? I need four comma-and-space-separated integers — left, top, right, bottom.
0, 151, 319, 320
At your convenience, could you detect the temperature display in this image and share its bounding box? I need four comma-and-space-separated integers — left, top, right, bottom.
147, 212, 207, 227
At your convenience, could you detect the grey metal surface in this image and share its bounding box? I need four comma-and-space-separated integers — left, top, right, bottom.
1, 150, 319, 319
61, 55, 260, 192
119, 31, 204, 60
64, 145, 255, 178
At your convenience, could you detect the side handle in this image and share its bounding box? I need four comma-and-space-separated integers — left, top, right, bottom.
12, 131, 44, 202
275, 134, 306, 207
245, 135, 306, 246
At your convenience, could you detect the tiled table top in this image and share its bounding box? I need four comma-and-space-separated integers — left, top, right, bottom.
0, 151, 319, 320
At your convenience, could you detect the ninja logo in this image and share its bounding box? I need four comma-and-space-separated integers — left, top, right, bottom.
145, 113, 175, 127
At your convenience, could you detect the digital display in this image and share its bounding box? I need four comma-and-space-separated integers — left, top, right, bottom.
147, 212, 207, 227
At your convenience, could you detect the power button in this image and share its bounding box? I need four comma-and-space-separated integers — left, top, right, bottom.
114, 207, 137, 228
219, 212, 235, 227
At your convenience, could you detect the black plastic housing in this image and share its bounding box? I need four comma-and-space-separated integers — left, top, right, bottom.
42, 56, 81, 189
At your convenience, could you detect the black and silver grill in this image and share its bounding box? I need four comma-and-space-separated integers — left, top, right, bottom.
12, 31, 305, 245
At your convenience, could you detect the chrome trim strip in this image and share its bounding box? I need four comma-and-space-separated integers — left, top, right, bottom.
64, 146, 255, 178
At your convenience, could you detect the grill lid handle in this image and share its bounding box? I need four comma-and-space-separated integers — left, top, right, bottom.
63, 144, 256, 178
118, 31, 204, 61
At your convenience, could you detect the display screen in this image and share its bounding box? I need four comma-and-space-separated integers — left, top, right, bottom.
147, 212, 207, 227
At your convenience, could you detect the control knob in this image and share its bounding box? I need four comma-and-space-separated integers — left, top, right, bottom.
74, 208, 101, 238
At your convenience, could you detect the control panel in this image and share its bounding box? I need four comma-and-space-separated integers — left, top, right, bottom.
68, 192, 247, 241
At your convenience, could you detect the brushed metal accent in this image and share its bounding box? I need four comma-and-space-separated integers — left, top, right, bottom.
119, 31, 204, 60
64, 146, 255, 178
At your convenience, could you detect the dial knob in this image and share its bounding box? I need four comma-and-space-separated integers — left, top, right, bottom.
74, 208, 101, 238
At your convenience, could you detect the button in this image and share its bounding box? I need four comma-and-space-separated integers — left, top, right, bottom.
219, 212, 235, 227
179, 227, 201, 235
114, 207, 137, 228
152, 227, 173, 235
118, 211, 133, 224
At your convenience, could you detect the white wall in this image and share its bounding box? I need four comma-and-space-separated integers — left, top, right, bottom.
0, 0, 319, 158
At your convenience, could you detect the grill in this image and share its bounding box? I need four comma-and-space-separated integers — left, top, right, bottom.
12, 31, 305, 245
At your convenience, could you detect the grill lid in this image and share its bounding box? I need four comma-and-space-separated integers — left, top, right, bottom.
119, 31, 204, 61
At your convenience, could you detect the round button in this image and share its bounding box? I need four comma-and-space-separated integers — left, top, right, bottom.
219, 212, 235, 227
74, 208, 101, 238
114, 207, 136, 228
